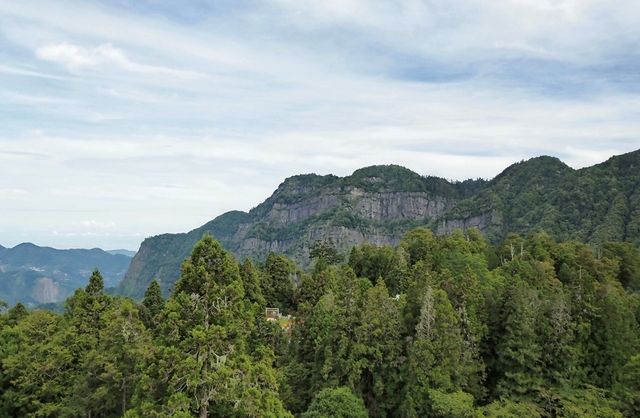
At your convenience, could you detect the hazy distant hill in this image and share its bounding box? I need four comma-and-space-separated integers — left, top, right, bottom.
106, 249, 137, 257
0, 243, 131, 306
119, 149, 640, 297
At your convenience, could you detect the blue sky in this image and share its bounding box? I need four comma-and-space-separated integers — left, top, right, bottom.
1, 0, 639, 250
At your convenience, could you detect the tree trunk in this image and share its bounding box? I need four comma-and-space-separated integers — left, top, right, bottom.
199, 403, 208, 418
122, 381, 127, 416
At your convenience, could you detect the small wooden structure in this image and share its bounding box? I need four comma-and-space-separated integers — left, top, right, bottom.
265, 307, 280, 321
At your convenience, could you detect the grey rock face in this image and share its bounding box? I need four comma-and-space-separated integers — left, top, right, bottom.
31, 277, 60, 304
352, 191, 452, 220
120, 169, 482, 297
436, 211, 496, 235
266, 194, 342, 225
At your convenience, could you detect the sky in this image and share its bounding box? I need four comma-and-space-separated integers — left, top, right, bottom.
1, 0, 640, 251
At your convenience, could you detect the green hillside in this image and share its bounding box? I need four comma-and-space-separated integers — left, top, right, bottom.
119, 149, 640, 298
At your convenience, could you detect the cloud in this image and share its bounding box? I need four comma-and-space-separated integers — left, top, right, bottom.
35, 42, 201, 78
1, 0, 640, 249
0, 64, 68, 80
36, 42, 102, 69
78, 220, 116, 229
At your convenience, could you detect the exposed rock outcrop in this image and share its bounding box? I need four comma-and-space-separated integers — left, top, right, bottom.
119, 151, 640, 298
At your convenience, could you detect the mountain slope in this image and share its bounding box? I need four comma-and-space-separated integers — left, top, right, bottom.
0, 243, 132, 306
119, 150, 640, 297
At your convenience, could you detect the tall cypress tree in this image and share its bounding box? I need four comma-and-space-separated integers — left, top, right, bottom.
492, 280, 542, 399
353, 279, 401, 416
262, 252, 296, 312
401, 287, 470, 417
141, 279, 164, 330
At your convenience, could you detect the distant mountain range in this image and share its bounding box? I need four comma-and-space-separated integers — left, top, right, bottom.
106, 249, 138, 257
118, 149, 640, 298
0, 243, 134, 306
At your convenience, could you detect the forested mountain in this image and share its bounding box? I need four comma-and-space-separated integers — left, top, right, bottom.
0, 243, 132, 306
2, 230, 638, 417
120, 149, 640, 297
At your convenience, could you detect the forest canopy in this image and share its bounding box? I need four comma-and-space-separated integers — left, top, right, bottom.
1, 228, 639, 417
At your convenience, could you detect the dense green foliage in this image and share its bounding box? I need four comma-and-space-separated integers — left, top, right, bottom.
301, 387, 368, 418
1, 238, 290, 418
2, 228, 639, 416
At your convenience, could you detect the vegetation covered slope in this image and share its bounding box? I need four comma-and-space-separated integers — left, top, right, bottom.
2, 230, 639, 417
119, 149, 640, 297
0, 243, 132, 306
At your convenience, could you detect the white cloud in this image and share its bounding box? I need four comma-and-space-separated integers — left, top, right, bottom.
36, 42, 101, 69
78, 220, 116, 229
0, 0, 639, 249
35, 42, 201, 78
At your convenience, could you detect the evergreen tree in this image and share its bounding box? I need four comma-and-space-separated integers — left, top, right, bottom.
586, 282, 638, 387
617, 354, 640, 416
140, 278, 164, 330
309, 239, 343, 266
65, 269, 111, 338
262, 252, 296, 312
302, 387, 368, 418
603, 242, 640, 290
0, 310, 75, 417
295, 267, 337, 308
240, 259, 266, 306
492, 280, 542, 399
5, 302, 27, 326
353, 279, 401, 416
401, 288, 471, 417
132, 235, 289, 417
73, 299, 151, 417
400, 227, 438, 268
536, 289, 577, 386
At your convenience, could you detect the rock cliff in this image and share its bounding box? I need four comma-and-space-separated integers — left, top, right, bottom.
119, 150, 640, 297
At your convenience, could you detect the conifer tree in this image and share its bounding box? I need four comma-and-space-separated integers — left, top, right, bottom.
302, 387, 368, 418
74, 299, 151, 417
141, 278, 164, 330
134, 235, 290, 417
492, 280, 542, 399
401, 287, 471, 417
400, 227, 438, 268
586, 282, 639, 387
353, 279, 401, 416
262, 252, 296, 311
239, 258, 266, 306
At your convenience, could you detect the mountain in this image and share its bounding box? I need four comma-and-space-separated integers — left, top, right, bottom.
106, 249, 137, 257
119, 149, 640, 297
0, 243, 132, 306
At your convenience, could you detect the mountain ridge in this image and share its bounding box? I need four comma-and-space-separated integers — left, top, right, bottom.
106, 249, 137, 257
0, 243, 132, 306
119, 149, 640, 297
